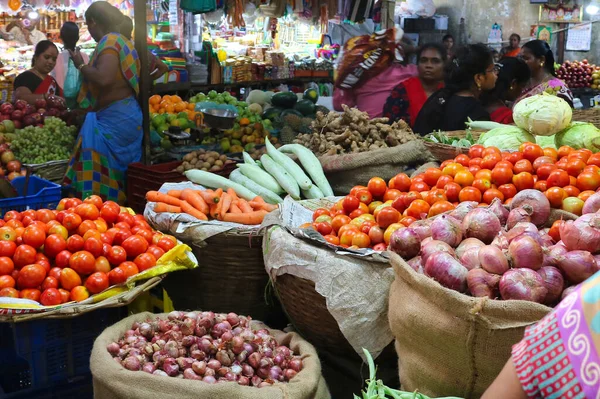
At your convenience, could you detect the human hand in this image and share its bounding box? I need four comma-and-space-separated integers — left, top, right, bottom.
68, 48, 84, 68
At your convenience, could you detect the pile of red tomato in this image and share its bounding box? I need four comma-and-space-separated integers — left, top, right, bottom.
0, 195, 177, 306
309, 142, 600, 250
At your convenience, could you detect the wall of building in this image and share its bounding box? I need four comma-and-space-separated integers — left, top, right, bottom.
432, 0, 599, 64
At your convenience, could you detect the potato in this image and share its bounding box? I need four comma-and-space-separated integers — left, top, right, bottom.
206, 157, 215, 165
219, 155, 228, 162
209, 165, 222, 172
202, 162, 211, 169
201, 167, 208, 171
214, 160, 223, 167
198, 149, 206, 154
182, 161, 191, 169
176, 165, 185, 173
183, 153, 194, 162
190, 157, 198, 165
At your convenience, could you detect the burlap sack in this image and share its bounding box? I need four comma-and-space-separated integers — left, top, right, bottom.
91, 312, 330, 399
388, 253, 552, 398
318, 140, 435, 194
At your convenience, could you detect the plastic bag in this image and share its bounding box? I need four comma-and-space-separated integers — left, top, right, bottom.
400, 0, 435, 17
63, 59, 83, 109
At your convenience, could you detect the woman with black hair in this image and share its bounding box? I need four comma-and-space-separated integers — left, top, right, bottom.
500, 33, 521, 58
412, 43, 498, 135
51, 22, 89, 108
382, 43, 446, 126
516, 39, 573, 106
442, 34, 454, 59
13, 40, 65, 106
481, 57, 530, 124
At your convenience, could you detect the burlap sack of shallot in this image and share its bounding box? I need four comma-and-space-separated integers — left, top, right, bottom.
90, 312, 330, 399
388, 253, 551, 398
319, 140, 435, 194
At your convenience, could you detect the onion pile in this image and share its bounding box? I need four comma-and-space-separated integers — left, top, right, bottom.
107, 311, 303, 387
391, 196, 598, 305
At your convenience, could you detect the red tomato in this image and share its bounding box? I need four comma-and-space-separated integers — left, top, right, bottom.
468, 165, 481, 175
422, 168, 442, 187
348, 209, 366, 219
482, 188, 504, 204
443, 182, 462, 203
43, 234, 67, 259
522, 143, 544, 162
409, 181, 430, 192
547, 169, 571, 188
472, 178, 492, 193
119, 262, 139, 278
376, 207, 401, 229
563, 185, 581, 198
20, 288, 41, 302
65, 234, 83, 253
157, 237, 176, 252
22, 226, 46, 249
587, 153, 600, 167
482, 147, 502, 157
0, 240, 16, 258
84, 195, 103, 209
536, 164, 557, 181
405, 200, 430, 219
70, 286, 90, 302
468, 145, 484, 159
113, 229, 132, 246
62, 213, 82, 232
458, 187, 482, 203
512, 172, 535, 191
122, 235, 149, 259
77, 220, 97, 236
108, 267, 127, 286
0, 256, 14, 276
546, 187, 568, 208
13, 245, 37, 269
312, 208, 331, 222
562, 197, 584, 215
388, 173, 411, 191
565, 158, 586, 177
0, 275, 15, 289
569, 149, 592, 163
468, 157, 483, 167
436, 175, 454, 189
74, 203, 100, 221
39, 288, 62, 306
134, 253, 157, 272
367, 177, 388, 198
453, 154, 470, 167
57, 288, 70, 303
0, 287, 19, 298
534, 180, 548, 192
17, 264, 46, 289
557, 145, 574, 159
85, 272, 109, 294
481, 153, 502, 170
41, 276, 59, 291
59, 268, 82, 290
513, 159, 533, 174
353, 190, 372, 205
312, 222, 333, 236
106, 246, 127, 266
576, 171, 600, 191
531, 156, 554, 173
548, 219, 564, 243
69, 251, 96, 275
83, 237, 104, 258
491, 167, 513, 186
55, 250, 72, 269
425, 189, 447, 205
323, 235, 340, 245
342, 196, 360, 213
506, 152, 524, 164
117, 212, 136, 227
4, 210, 21, 222
65, 198, 82, 210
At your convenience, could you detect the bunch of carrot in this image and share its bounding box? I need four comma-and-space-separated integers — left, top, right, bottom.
146, 188, 277, 225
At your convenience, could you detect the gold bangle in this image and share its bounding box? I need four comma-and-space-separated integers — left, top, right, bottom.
78, 64, 86, 71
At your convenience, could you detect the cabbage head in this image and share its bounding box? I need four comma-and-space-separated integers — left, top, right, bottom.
477, 126, 535, 151
513, 93, 572, 136
555, 122, 600, 153
535, 135, 557, 149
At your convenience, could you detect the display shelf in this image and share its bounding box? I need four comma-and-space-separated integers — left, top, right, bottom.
152, 76, 333, 94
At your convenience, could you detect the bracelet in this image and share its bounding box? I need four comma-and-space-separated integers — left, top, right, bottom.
77, 63, 86, 71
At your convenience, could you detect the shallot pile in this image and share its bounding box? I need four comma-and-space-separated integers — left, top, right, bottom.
389, 189, 600, 305
107, 311, 303, 387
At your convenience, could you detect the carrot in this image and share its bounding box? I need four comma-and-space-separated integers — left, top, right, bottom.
181, 189, 209, 214
219, 193, 232, 219
198, 190, 219, 204
154, 202, 181, 213
223, 210, 268, 225
214, 198, 223, 220
237, 198, 253, 213
167, 190, 183, 198
251, 196, 266, 204
209, 203, 219, 219
249, 200, 278, 212
146, 191, 182, 207
214, 188, 224, 200
226, 188, 239, 201
229, 204, 242, 214
180, 201, 208, 221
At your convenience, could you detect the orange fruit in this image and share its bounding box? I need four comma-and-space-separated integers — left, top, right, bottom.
187, 103, 195, 111
171, 95, 182, 103
174, 102, 186, 112
149, 95, 161, 105
162, 95, 172, 103
165, 104, 175, 114
158, 108, 166, 114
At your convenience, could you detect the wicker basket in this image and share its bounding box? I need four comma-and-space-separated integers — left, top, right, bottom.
161, 231, 288, 329
25, 160, 69, 184
422, 130, 483, 162
572, 108, 600, 126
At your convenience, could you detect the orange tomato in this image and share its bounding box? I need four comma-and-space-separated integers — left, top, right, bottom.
543, 147, 558, 160
324, 235, 340, 245
441, 162, 464, 177
339, 230, 357, 246
566, 158, 586, 177
383, 189, 403, 202
472, 178, 492, 193
578, 190, 596, 202
512, 172, 535, 191
563, 185, 581, 198
545, 187, 568, 208
376, 207, 401, 229
513, 159, 533, 174
521, 143, 544, 162
468, 145, 485, 159
388, 173, 411, 191
482, 147, 502, 157
423, 168, 442, 187
368, 201, 383, 214
557, 145, 574, 159
491, 166, 513, 186
426, 189, 447, 205
587, 153, 600, 167
458, 186, 482, 203
399, 216, 417, 227
482, 188, 504, 204
383, 223, 404, 245
312, 208, 331, 221
367, 177, 387, 198
454, 170, 475, 187
409, 181, 430, 193
70, 286, 90, 302
498, 184, 518, 199
534, 180, 548, 192
562, 197, 584, 215
405, 200, 430, 219
428, 201, 455, 217
576, 171, 600, 191
338, 224, 359, 238
475, 169, 493, 181
351, 232, 371, 248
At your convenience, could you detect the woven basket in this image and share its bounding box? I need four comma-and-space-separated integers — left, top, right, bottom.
161, 231, 287, 329
572, 108, 600, 127
25, 160, 69, 184
422, 130, 483, 162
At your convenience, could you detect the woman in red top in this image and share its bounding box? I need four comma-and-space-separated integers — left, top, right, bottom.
382, 43, 446, 126
481, 57, 530, 124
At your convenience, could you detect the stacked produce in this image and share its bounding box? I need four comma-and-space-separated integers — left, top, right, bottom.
106, 311, 303, 386
175, 150, 236, 174
0, 142, 25, 181
556, 59, 600, 89
0, 195, 178, 306
149, 95, 199, 123
0, 98, 72, 129
221, 120, 274, 154
11, 117, 78, 164
146, 188, 276, 225
309, 143, 600, 250
186, 138, 333, 203
295, 105, 417, 156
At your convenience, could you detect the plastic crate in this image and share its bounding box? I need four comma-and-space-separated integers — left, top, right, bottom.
0, 176, 61, 216
127, 161, 188, 214
0, 307, 127, 398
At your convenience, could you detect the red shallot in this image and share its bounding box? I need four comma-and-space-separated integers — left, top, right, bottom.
499, 268, 548, 303
582, 192, 600, 214
556, 250, 599, 284
467, 268, 501, 298
407, 256, 424, 274
462, 208, 502, 244
409, 219, 433, 240
538, 266, 565, 305
478, 245, 509, 275
421, 240, 455, 264
508, 235, 543, 270
449, 201, 479, 221
543, 243, 567, 267
459, 247, 481, 270
455, 238, 485, 259
424, 252, 468, 292
506, 206, 532, 230
561, 284, 579, 299
388, 228, 421, 259
431, 215, 463, 247
510, 189, 551, 227
559, 214, 600, 254
488, 197, 509, 226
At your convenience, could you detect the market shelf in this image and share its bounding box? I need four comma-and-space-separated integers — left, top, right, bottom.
152, 76, 333, 94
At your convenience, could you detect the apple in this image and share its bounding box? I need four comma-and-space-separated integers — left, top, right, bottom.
23, 115, 35, 127
6, 161, 20, 173
23, 105, 35, 116
1, 151, 15, 164
30, 113, 42, 125
14, 100, 27, 111
0, 115, 9, 122
35, 98, 47, 109
0, 103, 14, 115
10, 110, 23, 121
12, 121, 21, 130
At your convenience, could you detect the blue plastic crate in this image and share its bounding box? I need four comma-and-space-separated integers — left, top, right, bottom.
0, 176, 61, 216
0, 307, 127, 397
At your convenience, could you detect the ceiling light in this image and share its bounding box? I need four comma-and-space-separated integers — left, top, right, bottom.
586, 0, 600, 15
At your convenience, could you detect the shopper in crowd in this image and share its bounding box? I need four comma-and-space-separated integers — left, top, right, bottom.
120, 17, 169, 82
51, 22, 89, 109
490, 49, 500, 63
516, 39, 573, 107
413, 44, 498, 135
442, 34, 454, 59
2, 15, 47, 46
333, 31, 417, 118
64, 1, 141, 203
382, 43, 446, 127
500, 33, 521, 58
481, 57, 530, 124
483, 271, 600, 399
13, 40, 65, 106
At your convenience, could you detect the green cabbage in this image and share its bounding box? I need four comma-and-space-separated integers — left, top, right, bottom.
477, 126, 535, 151
555, 122, 600, 152
513, 93, 572, 136
535, 135, 557, 149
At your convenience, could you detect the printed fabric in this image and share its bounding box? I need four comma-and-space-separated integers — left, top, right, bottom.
382, 77, 443, 127
512, 271, 600, 398
515, 77, 574, 108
